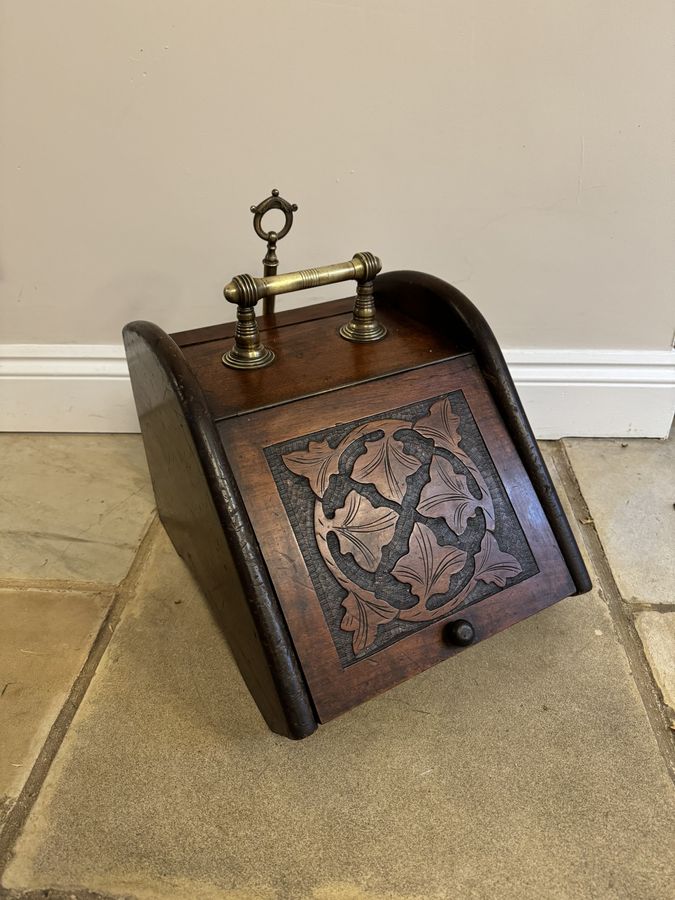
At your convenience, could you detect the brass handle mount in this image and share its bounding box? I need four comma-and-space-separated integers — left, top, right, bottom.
222, 251, 386, 370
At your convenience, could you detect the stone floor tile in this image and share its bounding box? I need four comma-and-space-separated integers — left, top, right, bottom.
0, 435, 155, 585
4, 527, 674, 900
635, 611, 675, 711
0, 588, 109, 825
563, 435, 674, 605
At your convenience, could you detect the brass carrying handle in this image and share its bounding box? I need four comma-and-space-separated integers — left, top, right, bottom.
222, 251, 387, 370
224, 252, 381, 307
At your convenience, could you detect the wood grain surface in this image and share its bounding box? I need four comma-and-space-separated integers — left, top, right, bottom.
176, 302, 466, 422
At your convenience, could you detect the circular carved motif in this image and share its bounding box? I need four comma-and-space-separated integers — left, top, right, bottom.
282, 397, 523, 655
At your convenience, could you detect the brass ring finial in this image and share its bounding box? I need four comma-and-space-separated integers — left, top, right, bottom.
250, 188, 298, 315
250, 189, 298, 242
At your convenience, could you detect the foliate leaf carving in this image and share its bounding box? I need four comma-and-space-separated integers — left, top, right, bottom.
282, 422, 372, 498
351, 419, 419, 503
473, 532, 522, 587
341, 588, 399, 654
330, 491, 398, 572
282, 439, 344, 498
414, 398, 495, 531
414, 398, 461, 452
418, 456, 480, 535
392, 522, 467, 603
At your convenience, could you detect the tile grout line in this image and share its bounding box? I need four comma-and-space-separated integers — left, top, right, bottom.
0, 579, 129, 595
551, 442, 675, 781
0, 515, 162, 895
629, 602, 675, 614
2, 887, 125, 900
0, 512, 160, 597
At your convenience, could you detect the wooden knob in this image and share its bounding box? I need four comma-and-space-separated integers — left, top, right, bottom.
445, 619, 475, 647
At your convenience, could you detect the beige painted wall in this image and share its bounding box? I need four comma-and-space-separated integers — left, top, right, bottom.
1, 0, 673, 349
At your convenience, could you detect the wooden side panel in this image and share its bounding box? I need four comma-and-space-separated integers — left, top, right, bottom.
123, 323, 317, 739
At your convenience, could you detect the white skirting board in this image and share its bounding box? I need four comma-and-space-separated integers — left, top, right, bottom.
1, 344, 673, 438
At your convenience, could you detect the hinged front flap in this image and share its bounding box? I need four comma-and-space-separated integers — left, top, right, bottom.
219, 355, 575, 722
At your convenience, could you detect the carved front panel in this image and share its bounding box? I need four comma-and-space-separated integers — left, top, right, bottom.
264, 390, 538, 667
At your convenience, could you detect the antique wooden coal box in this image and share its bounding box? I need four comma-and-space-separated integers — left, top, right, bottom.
123, 248, 591, 740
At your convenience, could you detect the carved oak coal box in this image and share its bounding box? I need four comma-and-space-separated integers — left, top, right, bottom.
123, 269, 591, 739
